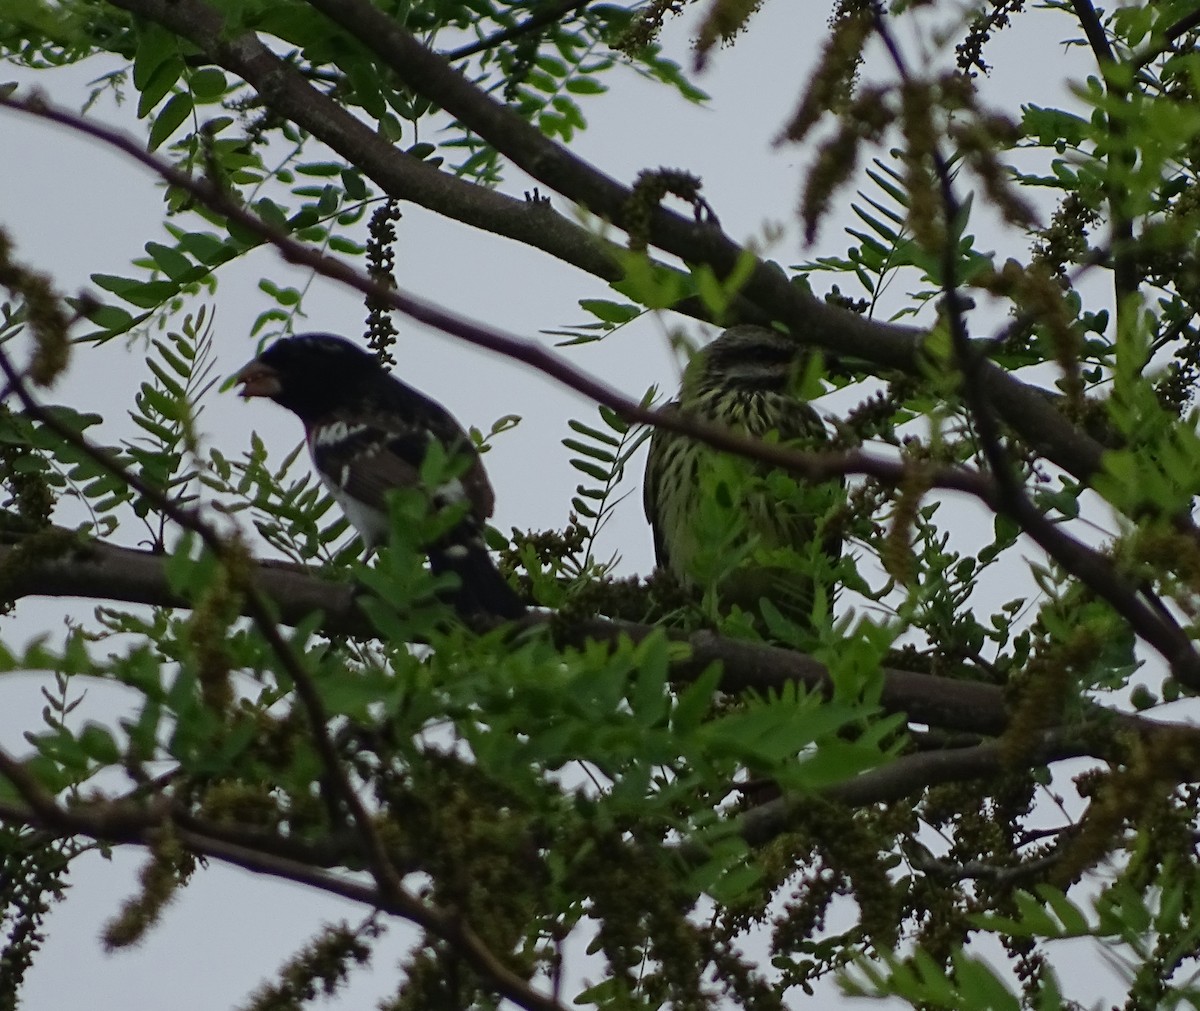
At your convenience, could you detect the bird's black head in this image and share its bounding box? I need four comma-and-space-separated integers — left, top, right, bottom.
236, 333, 387, 421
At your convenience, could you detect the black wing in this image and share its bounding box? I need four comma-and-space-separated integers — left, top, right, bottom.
311, 373, 495, 521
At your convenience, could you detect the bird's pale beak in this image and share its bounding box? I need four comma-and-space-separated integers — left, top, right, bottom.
234, 360, 281, 399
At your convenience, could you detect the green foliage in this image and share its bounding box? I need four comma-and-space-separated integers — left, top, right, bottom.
201, 433, 352, 565
544, 297, 645, 346
0, 826, 78, 1008
797, 156, 994, 322
11, 0, 707, 346
10, 0, 1200, 1009
560, 400, 651, 576
844, 945, 1062, 1011
0, 403, 129, 534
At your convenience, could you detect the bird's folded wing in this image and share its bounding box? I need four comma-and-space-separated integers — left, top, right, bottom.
310, 416, 494, 520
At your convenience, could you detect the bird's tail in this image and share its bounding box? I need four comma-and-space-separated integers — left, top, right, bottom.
429, 528, 526, 620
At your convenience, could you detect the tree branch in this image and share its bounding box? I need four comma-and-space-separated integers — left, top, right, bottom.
0, 533, 364, 630
0, 534, 1182, 749
1070, 0, 1115, 64
0, 90, 1013, 500
96, 0, 1125, 500
1070, 0, 1139, 308
737, 732, 1090, 847
907, 846, 1062, 885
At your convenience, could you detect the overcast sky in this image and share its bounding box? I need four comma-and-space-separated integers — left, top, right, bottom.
0, 1, 1141, 1007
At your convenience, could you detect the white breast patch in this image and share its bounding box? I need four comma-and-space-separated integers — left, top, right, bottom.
317, 469, 389, 549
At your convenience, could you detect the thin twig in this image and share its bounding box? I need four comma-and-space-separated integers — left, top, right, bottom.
908, 847, 1061, 885
1068, 0, 1139, 308
736, 731, 1090, 846
443, 0, 594, 62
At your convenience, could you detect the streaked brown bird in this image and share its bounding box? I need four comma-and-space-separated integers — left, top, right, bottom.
643, 325, 842, 633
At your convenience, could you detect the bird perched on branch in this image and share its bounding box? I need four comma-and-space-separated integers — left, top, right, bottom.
644, 325, 842, 634
236, 333, 525, 620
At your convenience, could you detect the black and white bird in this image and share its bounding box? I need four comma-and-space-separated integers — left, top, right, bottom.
235, 333, 525, 620
644, 325, 843, 633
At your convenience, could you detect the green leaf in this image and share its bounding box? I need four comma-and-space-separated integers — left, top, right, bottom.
578, 299, 641, 325
148, 92, 193, 151
136, 56, 185, 118
78, 722, 121, 764
133, 16, 182, 107
154, 338, 192, 378
569, 459, 611, 482
82, 302, 137, 331
131, 413, 176, 442
951, 950, 1021, 1011
566, 418, 622, 446
1022, 104, 1091, 147
629, 633, 669, 727
672, 661, 722, 732
328, 236, 368, 258
296, 161, 343, 176
145, 241, 193, 281
125, 281, 180, 309
341, 168, 369, 199
565, 76, 606, 95
254, 198, 290, 232
188, 67, 227, 100
145, 358, 185, 398
343, 57, 386, 119
173, 230, 230, 264
563, 438, 616, 463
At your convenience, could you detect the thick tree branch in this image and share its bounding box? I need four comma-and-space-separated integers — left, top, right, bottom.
1, 532, 1011, 733
0, 534, 364, 629
0, 534, 1182, 751
0, 90, 1011, 499
97, 0, 1121, 498
1070, 0, 1116, 64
